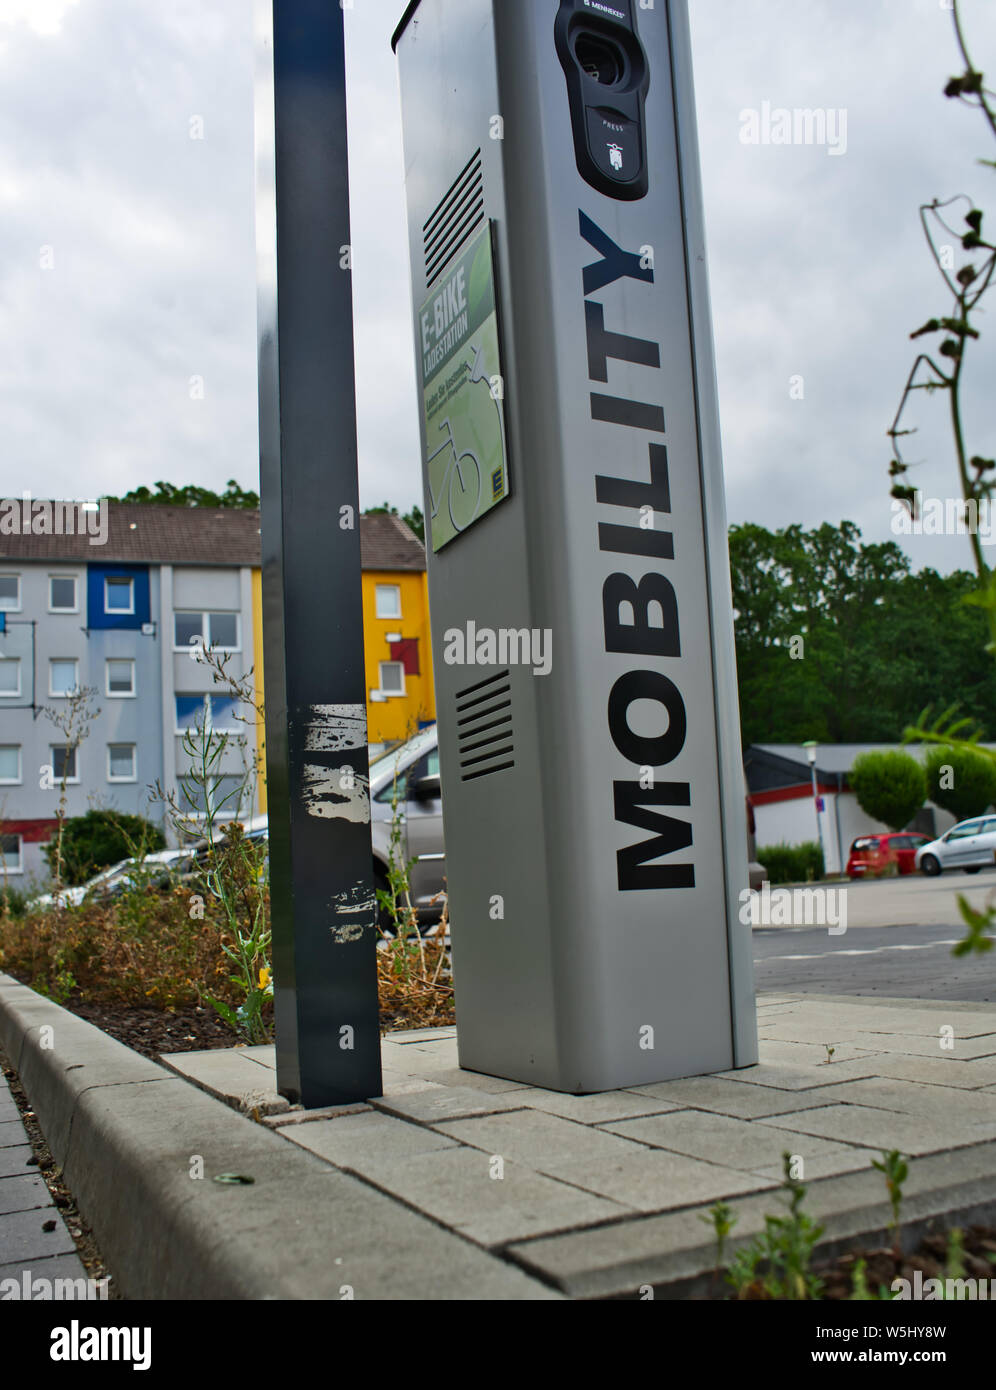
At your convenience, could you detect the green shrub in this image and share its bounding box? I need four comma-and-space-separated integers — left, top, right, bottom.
0, 885, 30, 918
849, 751, 926, 831
924, 744, 996, 822
41, 810, 165, 887
757, 841, 825, 884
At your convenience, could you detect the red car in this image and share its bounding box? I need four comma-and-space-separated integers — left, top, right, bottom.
846, 832, 931, 879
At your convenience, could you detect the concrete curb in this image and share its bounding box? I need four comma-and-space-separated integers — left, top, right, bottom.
0, 975, 560, 1300
507, 1139, 996, 1299
5, 972, 996, 1301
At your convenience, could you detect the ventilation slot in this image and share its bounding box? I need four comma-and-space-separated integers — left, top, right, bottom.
424, 149, 484, 289
455, 670, 514, 782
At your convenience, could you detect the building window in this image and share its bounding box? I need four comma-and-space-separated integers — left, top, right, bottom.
0, 575, 20, 612
376, 584, 402, 620
175, 694, 240, 733
49, 575, 78, 612
177, 774, 249, 821
176, 695, 207, 732
106, 659, 136, 697
0, 833, 22, 875
104, 576, 135, 614
49, 659, 79, 697
51, 746, 79, 784
173, 612, 240, 653
107, 744, 137, 782
0, 659, 21, 697
379, 661, 406, 697
0, 746, 21, 784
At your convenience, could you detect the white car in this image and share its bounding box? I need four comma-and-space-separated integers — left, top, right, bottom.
369, 726, 444, 928
915, 815, 996, 876
28, 849, 198, 910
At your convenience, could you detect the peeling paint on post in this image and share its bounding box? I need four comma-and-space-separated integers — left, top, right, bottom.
255, 0, 382, 1106
302, 704, 371, 824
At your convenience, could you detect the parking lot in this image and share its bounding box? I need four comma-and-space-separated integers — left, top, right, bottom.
753, 869, 996, 1001
822, 868, 996, 930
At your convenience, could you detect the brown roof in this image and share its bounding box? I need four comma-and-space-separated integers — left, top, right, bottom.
0, 503, 425, 572
358, 511, 426, 573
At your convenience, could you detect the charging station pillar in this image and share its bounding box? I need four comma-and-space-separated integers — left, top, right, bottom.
393, 0, 757, 1093
256, 0, 382, 1107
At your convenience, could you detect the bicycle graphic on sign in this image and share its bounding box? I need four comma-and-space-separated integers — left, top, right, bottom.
426, 415, 483, 536
426, 342, 505, 537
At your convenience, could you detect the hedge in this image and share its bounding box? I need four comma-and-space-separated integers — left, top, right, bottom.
756, 841, 826, 885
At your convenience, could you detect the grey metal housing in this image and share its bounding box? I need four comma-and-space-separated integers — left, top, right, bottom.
395, 0, 756, 1091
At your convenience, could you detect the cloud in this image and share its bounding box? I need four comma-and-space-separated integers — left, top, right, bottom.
0, 0, 81, 39
0, 0, 257, 500
689, 0, 996, 572
1, 0, 994, 577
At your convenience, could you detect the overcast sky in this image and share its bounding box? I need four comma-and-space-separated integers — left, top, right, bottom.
1, 0, 995, 575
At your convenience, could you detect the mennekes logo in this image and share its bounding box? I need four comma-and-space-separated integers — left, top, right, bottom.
580, 211, 693, 893
583, 0, 627, 20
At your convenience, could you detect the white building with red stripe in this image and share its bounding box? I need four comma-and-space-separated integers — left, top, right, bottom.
744, 743, 971, 876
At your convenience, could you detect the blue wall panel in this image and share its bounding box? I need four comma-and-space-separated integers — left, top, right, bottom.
87, 565, 150, 631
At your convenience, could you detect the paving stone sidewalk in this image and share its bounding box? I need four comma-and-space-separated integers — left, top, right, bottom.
162, 993, 996, 1294
0, 1069, 92, 1293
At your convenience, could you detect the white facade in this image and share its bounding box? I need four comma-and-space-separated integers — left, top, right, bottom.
754, 788, 957, 876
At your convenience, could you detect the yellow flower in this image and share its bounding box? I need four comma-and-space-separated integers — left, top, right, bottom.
258, 967, 271, 990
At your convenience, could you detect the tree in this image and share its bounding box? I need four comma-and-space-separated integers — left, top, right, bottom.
924, 744, 996, 822
849, 751, 926, 832
729, 520, 996, 747
404, 505, 425, 543
41, 810, 165, 887
41, 685, 100, 889
107, 480, 259, 509
731, 520, 912, 744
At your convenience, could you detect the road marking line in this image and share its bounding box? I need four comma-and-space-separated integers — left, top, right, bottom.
766, 940, 961, 963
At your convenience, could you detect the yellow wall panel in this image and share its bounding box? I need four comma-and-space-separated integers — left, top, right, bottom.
251, 566, 436, 778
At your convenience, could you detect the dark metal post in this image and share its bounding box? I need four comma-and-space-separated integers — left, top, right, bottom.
255, 0, 382, 1107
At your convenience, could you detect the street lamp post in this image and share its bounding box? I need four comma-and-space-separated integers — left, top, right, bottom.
803, 741, 828, 878
255, 0, 382, 1107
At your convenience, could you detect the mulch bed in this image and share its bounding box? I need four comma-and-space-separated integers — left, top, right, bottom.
816, 1227, 996, 1300
49, 993, 456, 1060
65, 997, 238, 1059
701, 1226, 996, 1299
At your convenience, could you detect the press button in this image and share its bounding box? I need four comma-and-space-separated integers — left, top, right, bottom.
586, 107, 642, 182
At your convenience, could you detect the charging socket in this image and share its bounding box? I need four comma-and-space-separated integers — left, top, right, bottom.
555, 0, 650, 200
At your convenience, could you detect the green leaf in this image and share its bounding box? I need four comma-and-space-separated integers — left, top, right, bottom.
953, 895, 995, 956
956, 894, 990, 932
206, 995, 239, 1028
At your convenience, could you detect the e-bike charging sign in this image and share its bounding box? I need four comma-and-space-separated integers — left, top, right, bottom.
419, 222, 510, 552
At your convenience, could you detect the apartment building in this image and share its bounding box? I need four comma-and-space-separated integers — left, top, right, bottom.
0, 504, 435, 884
0, 505, 262, 883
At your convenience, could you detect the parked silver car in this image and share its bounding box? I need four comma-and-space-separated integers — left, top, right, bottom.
370, 727, 764, 923
370, 726, 446, 927
27, 848, 200, 910
915, 815, 996, 876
